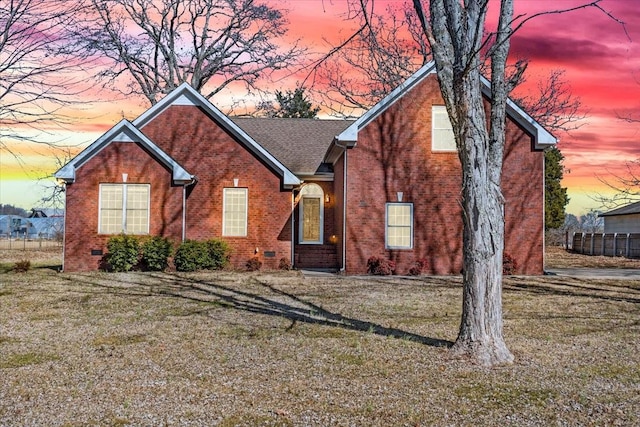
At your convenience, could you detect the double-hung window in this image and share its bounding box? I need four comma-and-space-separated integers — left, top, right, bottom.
432, 105, 456, 152
223, 188, 248, 236
99, 183, 150, 234
386, 203, 413, 249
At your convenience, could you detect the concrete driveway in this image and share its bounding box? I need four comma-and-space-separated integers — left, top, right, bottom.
545, 268, 640, 279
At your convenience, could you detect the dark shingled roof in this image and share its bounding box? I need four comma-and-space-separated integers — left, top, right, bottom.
231, 118, 354, 176
599, 201, 640, 217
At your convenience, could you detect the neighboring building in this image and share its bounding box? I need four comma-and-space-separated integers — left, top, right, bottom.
55, 62, 555, 274
0, 215, 24, 237
599, 202, 640, 233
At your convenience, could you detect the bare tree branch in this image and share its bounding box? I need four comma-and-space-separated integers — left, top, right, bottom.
73, 0, 306, 105
0, 0, 85, 151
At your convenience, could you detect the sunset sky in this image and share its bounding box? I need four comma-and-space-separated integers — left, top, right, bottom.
1, 0, 639, 218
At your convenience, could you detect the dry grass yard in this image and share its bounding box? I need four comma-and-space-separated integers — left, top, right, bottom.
0, 248, 638, 426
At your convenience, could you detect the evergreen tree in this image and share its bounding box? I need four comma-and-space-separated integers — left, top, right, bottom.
271, 87, 320, 118
545, 147, 570, 230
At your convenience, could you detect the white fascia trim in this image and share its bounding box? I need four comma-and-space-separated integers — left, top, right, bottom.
54, 119, 193, 184
133, 82, 300, 187
336, 62, 438, 144
479, 76, 557, 149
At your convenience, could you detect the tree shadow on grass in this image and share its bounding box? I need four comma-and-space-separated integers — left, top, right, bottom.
504, 276, 640, 304
62, 271, 453, 348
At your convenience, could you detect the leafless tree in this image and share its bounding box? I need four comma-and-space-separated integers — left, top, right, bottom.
414, 0, 621, 366
313, 2, 429, 117
0, 0, 83, 155
333, 0, 620, 366
73, 0, 305, 106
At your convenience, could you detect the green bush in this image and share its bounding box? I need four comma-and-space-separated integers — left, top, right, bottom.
141, 236, 173, 271
106, 234, 140, 272
174, 240, 207, 272
174, 239, 230, 272
205, 239, 231, 270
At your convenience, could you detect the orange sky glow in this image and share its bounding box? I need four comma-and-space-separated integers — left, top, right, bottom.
1, 0, 639, 218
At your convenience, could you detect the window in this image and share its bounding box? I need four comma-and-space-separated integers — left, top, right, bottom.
99, 184, 149, 234
432, 105, 456, 152
386, 203, 413, 249
299, 183, 324, 244
223, 188, 248, 236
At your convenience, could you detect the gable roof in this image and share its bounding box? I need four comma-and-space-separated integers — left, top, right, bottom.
599, 201, 640, 217
54, 120, 193, 184
232, 118, 353, 177
335, 61, 556, 150
133, 83, 300, 187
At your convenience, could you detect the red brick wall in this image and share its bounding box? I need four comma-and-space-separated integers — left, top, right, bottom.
344, 74, 545, 275
63, 141, 183, 271
140, 105, 292, 270
63, 105, 293, 271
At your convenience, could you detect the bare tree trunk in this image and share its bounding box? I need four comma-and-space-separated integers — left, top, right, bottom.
449, 69, 513, 366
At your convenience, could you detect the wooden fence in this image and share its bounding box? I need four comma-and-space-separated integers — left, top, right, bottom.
570, 232, 640, 258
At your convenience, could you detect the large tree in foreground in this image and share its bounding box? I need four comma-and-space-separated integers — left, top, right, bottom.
74, 0, 304, 105
404, 0, 619, 365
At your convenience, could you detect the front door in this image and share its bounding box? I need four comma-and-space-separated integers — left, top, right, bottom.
302, 197, 321, 242
298, 183, 324, 244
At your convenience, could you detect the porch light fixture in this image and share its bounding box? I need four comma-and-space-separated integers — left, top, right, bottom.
325, 194, 330, 203
397, 192, 403, 202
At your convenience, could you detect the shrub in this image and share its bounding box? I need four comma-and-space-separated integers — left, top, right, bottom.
174, 239, 231, 272
174, 240, 209, 272
408, 258, 429, 276
367, 256, 395, 275
141, 236, 173, 271
246, 257, 262, 271
278, 257, 292, 270
13, 260, 31, 273
503, 253, 518, 275
204, 239, 231, 270
106, 234, 140, 272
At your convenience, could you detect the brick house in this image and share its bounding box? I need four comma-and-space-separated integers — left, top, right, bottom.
56, 62, 555, 274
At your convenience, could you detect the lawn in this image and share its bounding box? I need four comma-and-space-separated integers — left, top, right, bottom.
0, 248, 638, 426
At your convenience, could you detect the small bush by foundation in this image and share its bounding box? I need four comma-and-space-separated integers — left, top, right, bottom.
106, 234, 140, 272
141, 236, 173, 271
367, 256, 395, 275
246, 257, 262, 271
174, 239, 230, 272
278, 258, 292, 270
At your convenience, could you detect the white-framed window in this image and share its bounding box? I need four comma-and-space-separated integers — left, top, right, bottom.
299, 183, 324, 244
386, 203, 413, 249
432, 105, 456, 152
223, 188, 248, 236
99, 183, 150, 234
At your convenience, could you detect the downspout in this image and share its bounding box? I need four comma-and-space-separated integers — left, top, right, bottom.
542, 147, 549, 273
334, 140, 349, 273
60, 181, 67, 272
291, 189, 295, 268
182, 177, 197, 242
